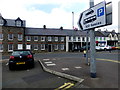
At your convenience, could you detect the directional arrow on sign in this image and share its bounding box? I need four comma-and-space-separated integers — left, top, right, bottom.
78, 13, 83, 30
78, 1, 107, 30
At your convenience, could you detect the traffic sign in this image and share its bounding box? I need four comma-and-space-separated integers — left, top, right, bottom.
78, 1, 106, 30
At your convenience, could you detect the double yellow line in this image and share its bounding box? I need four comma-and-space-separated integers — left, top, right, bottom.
55, 82, 74, 90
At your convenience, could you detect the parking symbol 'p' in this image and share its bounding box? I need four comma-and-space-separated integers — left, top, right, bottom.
97, 7, 104, 17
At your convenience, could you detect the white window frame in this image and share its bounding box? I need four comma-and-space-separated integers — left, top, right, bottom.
55, 37, 58, 41
54, 44, 58, 50
26, 36, 31, 41
82, 37, 85, 42
8, 44, 13, 52
18, 44, 23, 50
41, 44, 45, 50
78, 37, 80, 41
69, 36, 72, 41
61, 37, 64, 41
34, 44, 38, 50
8, 34, 13, 40
48, 36, 52, 41
34, 36, 38, 41
18, 34, 23, 41
0, 33, 3, 40
16, 21, 21, 27
0, 44, 3, 52
73, 36, 76, 41
41, 36, 45, 41
26, 44, 31, 50
61, 44, 64, 50
0, 19, 4, 25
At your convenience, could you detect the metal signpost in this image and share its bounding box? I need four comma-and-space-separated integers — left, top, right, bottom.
78, 0, 112, 78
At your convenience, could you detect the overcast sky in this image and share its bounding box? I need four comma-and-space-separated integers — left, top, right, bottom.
0, 0, 119, 32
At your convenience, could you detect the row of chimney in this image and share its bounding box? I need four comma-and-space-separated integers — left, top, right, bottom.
43, 25, 78, 31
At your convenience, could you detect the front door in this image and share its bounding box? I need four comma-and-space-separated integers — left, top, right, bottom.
48, 45, 52, 52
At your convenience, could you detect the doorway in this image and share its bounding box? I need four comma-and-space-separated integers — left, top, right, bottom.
48, 44, 52, 52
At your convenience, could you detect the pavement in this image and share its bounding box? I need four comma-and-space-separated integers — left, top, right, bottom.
38, 56, 119, 89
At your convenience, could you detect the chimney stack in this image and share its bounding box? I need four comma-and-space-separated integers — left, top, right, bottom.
43, 25, 46, 29
60, 26, 63, 30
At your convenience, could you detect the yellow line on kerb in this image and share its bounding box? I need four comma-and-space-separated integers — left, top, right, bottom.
55, 82, 74, 90
96, 58, 120, 63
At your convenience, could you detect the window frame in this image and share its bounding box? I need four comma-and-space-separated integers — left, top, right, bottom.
26, 44, 31, 50
61, 44, 64, 50
78, 37, 80, 41
18, 44, 23, 50
55, 37, 58, 41
26, 36, 31, 41
0, 33, 3, 40
48, 36, 52, 41
8, 34, 13, 40
0, 44, 3, 52
41, 44, 45, 50
18, 34, 23, 41
61, 37, 64, 42
54, 44, 58, 50
34, 44, 38, 50
41, 36, 45, 41
8, 44, 13, 52
34, 36, 38, 41
16, 21, 22, 27
0, 19, 4, 25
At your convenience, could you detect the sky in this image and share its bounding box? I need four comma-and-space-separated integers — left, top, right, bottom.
0, 0, 119, 32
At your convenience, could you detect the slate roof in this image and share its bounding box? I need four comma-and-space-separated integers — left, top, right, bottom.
100, 30, 117, 37
95, 31, 106, 37
0, 15, 26, 27
5, 19, 26, 27
25, 27, 88, 36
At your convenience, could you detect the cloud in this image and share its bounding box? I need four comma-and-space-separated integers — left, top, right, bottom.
0, 0, 119, 32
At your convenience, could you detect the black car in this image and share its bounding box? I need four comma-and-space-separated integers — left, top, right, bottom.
9, 50, 34, 70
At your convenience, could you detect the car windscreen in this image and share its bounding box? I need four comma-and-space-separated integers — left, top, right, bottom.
12, 51, 31, 56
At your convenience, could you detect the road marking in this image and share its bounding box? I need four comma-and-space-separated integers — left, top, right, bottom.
96, 58, 120, 63
46, 63, 56, 66
55, 82, 74, 90
44, 61, 53, 64
62, 68, 69, 71
43, 59, 50, 61
75, 66, 82, 69
6, 63, 9, 66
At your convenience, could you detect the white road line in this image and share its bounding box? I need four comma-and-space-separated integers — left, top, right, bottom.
46, 63, 56, 66
6, 63, 9, 66
44, 61, 53, 64
75, 66, 82, 69
43, 59, 50, 61
62, 68, 69, 71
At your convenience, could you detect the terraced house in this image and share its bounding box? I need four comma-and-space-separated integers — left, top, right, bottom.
0, 14, 119, 55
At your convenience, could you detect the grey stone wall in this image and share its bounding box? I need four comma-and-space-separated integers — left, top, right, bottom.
2, 26, 25, 55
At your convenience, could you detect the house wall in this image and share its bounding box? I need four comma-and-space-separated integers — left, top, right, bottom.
24, 35, 66, 53
1, 26, 25, 55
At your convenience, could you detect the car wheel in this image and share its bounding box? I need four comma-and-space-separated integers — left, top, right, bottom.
29, 62, 34, 68
9, 64, 14, 70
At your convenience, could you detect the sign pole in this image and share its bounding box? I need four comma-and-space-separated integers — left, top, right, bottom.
90, 0, 96, 78
86, 31, 89, 65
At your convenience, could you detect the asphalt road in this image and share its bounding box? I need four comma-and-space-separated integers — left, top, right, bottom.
2, 60, 75, 89
1, 50, 119, 89
34, 50, 119, 61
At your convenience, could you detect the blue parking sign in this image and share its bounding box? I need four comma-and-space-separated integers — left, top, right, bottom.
97, 7, 104, 17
